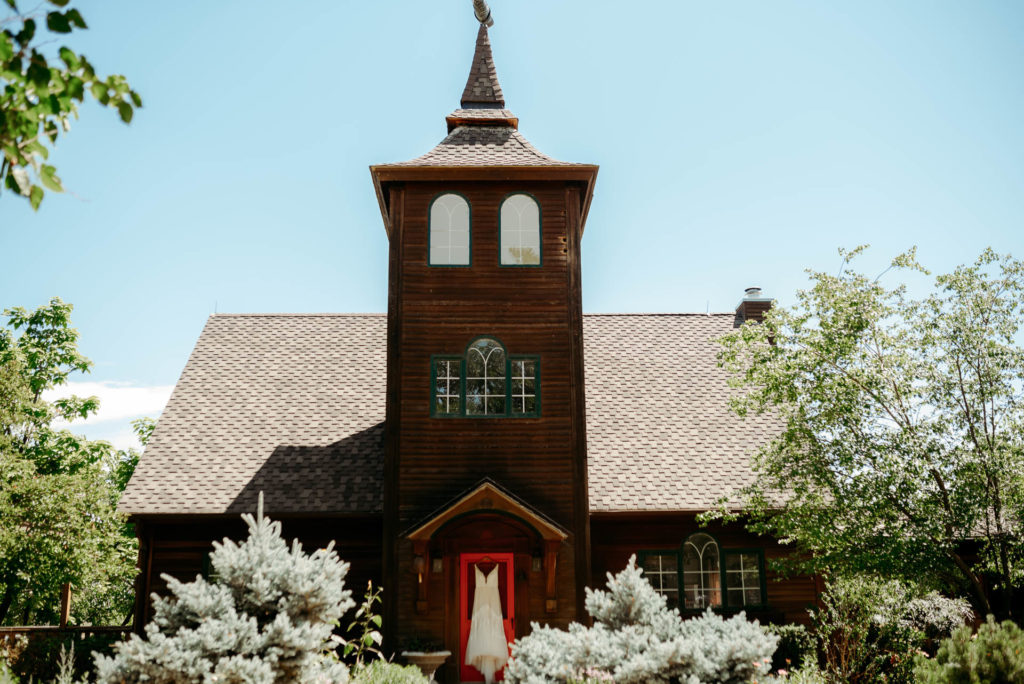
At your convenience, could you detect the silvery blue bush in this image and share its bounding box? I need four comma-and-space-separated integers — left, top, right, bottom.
505, 556, 777, 684
93, 495, 353, 684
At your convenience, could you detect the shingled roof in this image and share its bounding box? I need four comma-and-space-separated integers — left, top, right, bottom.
120, 313, 774, 517
461, 25, 504, 108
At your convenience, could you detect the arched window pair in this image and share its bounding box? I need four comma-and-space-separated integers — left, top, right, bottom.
639, 534, 766, 610
432, 337, 539, 418
429, 193, 541, 267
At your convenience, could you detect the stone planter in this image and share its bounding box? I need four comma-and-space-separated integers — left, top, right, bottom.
401, 650, 451, 684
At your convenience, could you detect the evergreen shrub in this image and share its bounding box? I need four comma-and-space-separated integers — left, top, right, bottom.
350, 660, 428, 684
93, 494, 354, 683
914, 616, 1024, 684
505, 556, 777, 684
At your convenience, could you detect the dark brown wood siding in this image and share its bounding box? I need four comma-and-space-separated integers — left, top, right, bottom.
384, 179, 592, 659
591, 513, 819, 626
136, 516, 382, 629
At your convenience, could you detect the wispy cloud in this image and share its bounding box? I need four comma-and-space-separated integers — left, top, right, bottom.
43, 381, 173, 424
42, 381, 173, 449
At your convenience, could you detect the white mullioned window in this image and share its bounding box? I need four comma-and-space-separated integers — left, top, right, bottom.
500, 194, 540, 265
510, 358, 537, 415
465, 338, 506, 415
429, 193, 470, 265
682, 533, 721, 610
640, 552, 679, 604
724, 551, 763, 607
433, 359, 461, 416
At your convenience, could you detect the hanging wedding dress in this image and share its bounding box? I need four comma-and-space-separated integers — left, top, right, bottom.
464, 565, 508, 683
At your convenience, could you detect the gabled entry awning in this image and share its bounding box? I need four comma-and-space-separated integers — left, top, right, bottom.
404, 478, 567, 615
405, 478, 568, 543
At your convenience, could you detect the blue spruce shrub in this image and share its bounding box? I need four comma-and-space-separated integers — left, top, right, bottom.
94, 494, 354, 683
505, 556, 777, 684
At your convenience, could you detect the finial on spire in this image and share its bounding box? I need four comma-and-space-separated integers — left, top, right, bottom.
473, 0, 494, 27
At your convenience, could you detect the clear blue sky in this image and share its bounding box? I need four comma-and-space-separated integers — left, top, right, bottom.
2, 1, 1023, 444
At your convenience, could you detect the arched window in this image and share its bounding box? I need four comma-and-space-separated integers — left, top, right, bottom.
430, 193, 470, 266
500, 194, 540, 266
466, 338, 506, 415
431, 338, 540, 418
682, 533, 721, 609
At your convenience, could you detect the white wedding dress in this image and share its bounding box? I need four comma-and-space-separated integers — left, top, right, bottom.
464, 565, 508, 683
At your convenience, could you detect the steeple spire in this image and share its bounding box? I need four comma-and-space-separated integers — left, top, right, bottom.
460, 24, 505, 109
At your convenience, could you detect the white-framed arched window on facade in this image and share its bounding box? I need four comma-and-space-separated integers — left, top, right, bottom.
499, 194, 540, 266
682, 533, 721, 610
429, 193, 471, 266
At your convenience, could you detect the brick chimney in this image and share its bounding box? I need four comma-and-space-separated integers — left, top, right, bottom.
735, 287, 773, 323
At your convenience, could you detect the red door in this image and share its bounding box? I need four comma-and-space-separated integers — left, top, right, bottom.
460, 552, 515, 682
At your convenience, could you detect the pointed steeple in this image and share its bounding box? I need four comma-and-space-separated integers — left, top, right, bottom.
461, 25, 505, 108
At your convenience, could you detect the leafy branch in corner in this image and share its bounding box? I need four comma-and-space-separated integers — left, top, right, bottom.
1, 0, 141, 210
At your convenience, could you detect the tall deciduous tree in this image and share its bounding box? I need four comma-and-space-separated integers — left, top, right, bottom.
0, 298, 140, 625
1, 0, 140, 210
714, 247, 1024, 618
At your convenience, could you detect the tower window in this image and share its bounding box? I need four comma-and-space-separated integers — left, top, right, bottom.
510, 358, 538, 415
429, 193, 471, 266
466, 338, 506, 415
430, 338, 540, 418
432, 358, 462, 416
500, 194, 540, 266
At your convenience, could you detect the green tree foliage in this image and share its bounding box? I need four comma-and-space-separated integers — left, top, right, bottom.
505, 556, 777, 684
915, 616, 1024, 683
0, 298, 139, 626
715, 247, 1024, 618
95, 494, 354, 684
1, 0, 140, 210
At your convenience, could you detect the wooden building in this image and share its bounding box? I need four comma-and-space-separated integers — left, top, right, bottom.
120, 11, 818, 683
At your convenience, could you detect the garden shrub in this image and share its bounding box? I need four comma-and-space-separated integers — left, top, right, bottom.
914, 616, 1024, 684
505, 555, 777, 684
7, 633, 120, 682
814, 576, 921, 684
812, 575, 972, 684
351, 660, 428, 684
898, 592, 974, 642
761, 663, 828, 683
765, 623, 815, 673
93, 494, 353, 683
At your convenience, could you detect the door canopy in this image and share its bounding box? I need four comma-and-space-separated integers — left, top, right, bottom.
405, 478, 568, 614
405, 478, 568, 544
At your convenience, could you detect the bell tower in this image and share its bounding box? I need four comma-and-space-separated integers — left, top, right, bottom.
370, 3, 598, 668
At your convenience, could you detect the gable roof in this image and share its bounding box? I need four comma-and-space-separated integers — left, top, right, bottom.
119, 313, 773, 517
